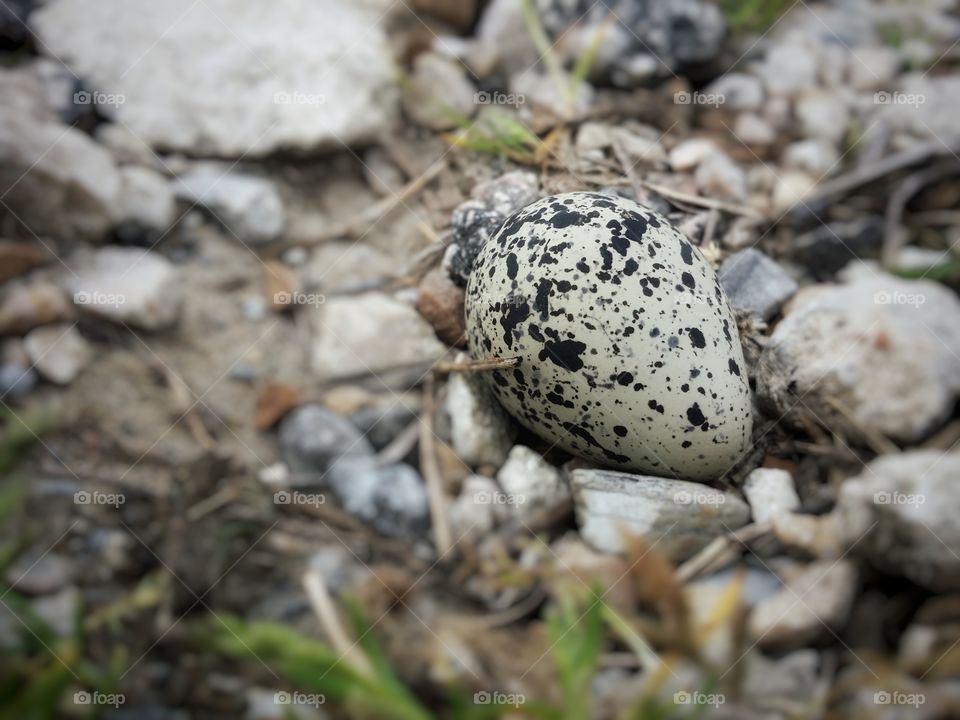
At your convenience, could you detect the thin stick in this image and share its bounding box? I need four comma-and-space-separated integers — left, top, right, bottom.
303, 568, 373, 675
419, 375, 453, 556
432, 356, 520, 373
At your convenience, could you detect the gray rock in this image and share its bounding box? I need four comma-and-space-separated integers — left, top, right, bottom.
31, 586, 79, 637
5, 552, 73, 595
448, 475, 506, 540
444, 368, 515, 467
668, 138, 718, 171
0, 66, 120, 243
748, 560, 857, 648
718, 248, 798, 321
349, 401, 419, 452
0, 363, 37, 399
694, 151, 747, 202
742, 467, 800, 524
835, 451, 960, 591
64, 247, 181, 330
790, 217, 884, 278
782, 138, 840, 177
278, 404, 373, 480
571, 469, 750, 560
704, 72, 764, 111
795, 90, 850, 145
174, 167, 284, 245
23, 324, 93, 385
756, 273, 960, 443
113, 165, 177, 244
496, 445, 569, 518
309, 293, 446, 384
328, 459, 429, 538
733, 113, 775, 145
32, 0, 398, 156
847, 45, 899, 91
401, 51, 476, 131
879, 73, 960, 143
755, 39, 819, 97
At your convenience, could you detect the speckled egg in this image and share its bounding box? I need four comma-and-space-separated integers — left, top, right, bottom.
464, 191, 752, 481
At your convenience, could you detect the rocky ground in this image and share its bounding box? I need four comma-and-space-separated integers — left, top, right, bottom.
2, 0, 960, 718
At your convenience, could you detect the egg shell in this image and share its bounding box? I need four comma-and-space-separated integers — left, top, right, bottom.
464, 191, 752, 481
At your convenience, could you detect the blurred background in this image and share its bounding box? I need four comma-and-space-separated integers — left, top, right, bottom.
2, 0, 960, 718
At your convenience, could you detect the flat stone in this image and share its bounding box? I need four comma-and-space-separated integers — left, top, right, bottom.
571, 469, 750, 560
32, 0, 398, 155
718, 248, 798, 321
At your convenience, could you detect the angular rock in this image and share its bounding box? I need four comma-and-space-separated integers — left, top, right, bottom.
309, 293, 446, 383
443, 368, 515, 467
173, 167, 284, 245
835, 451, 960, 591
756, 273, 960, 443
496, 445, 569, 518
64, 247, 181, 331
401, 51, 476, 131
32, 0, 398, 155
718, 248, 798, 321
23, 323, 92, 385
748, 560, 857, 648
113, 166, 177, 244
742, 467, 800, 524
278, 404, 373, 480
571, 469, 750, 560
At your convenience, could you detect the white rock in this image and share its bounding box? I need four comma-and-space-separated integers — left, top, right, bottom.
757, 273, 960, 443
310, 292, 446, 383
748, 560, 857, 648
705, 72, 764, 111
743, 468, 800, 524
756, 41, 819, 97
174, 167, 284, 245
113, 165, 177, 241
694, 151, 747, 202
879, 73, 960, 142
448, 475, 506, 539
771, 170, 818, 212
32, 0, 398, 156
23, 324, 92, 385
668, 138, 717, 171
571, 469, 750, 560
733, 112, 775, 145
444, 368, 516, 467
0, 67, 120, 242
795, 90, 850, 145
64, 247, 181, 330
496, 445, 569, 518
401, 51, 476, 131
848, 45, 899, 91
782, 138, 840, 177
835, 451, 960, 591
